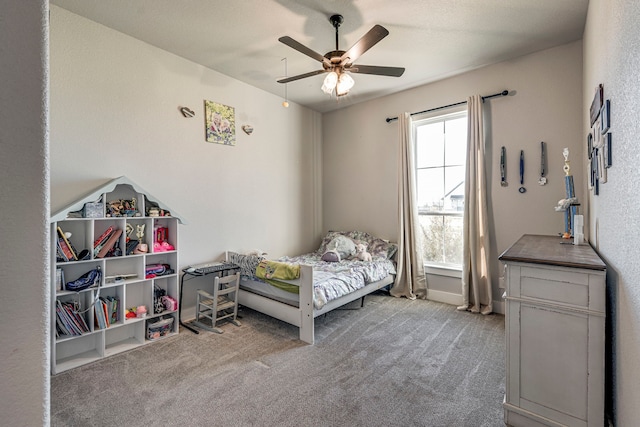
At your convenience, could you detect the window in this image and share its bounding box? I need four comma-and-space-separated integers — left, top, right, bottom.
413, 110, 467, 268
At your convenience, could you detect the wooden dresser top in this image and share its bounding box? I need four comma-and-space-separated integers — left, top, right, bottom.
499, 234, 606, 271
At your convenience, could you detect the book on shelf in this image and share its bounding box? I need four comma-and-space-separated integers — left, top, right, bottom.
57, 226, 78, 261
56, 301, 77, 336
94, 300, 106, 330
95, 229, 123, 258
56, 268, 65, 291
70, 305, 90, 332
55, 315, 66, 337
57, 238, 74, 262
93, 225, 114, 250
55, 306, 71, 336
100, 297, 110, 328
56, 244, 67, 263
56, 300, 89, 336
106, 296, 119, 325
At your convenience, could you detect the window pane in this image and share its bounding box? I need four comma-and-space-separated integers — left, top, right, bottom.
416, 168, 444, 210
444, 116, 467, 166
418, 215, 444, 263
443, 215, 464, 265
416, 122, 444, 168
444, 166, 465, 211
418, 214, 464, 265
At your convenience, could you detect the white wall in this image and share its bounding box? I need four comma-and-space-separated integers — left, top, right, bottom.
583, 1, 640, 424
0, 1, 50, 425
50, 6, 322, 265
49, 6, 322, 320
323, 41, 584, 308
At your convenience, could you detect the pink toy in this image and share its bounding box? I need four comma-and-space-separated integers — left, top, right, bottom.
133, 243, 148, 254
153, 241, 175, 252
136, 305, 147, 318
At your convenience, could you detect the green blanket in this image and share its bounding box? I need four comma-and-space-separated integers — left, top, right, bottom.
255, 260, 301, 294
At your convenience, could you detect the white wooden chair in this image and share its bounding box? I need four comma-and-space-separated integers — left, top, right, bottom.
194, 272, 241, 333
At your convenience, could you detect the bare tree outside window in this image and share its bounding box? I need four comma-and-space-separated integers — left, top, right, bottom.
413, 111, 467, 268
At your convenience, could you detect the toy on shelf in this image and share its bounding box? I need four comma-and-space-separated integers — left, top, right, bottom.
133, 224, 148, 254
153, 223, 174, 252
107, 198, 140, 217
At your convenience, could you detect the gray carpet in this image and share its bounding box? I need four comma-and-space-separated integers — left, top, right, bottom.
51, 293, 505, 427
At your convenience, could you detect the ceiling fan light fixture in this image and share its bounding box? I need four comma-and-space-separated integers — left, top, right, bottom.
322, 71, 338, 94
336, 72, 354, 96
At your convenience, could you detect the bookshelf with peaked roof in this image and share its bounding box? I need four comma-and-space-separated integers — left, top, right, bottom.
50, 177, 186, 374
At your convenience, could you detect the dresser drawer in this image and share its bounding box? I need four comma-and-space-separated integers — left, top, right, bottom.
508, 265, 605, 313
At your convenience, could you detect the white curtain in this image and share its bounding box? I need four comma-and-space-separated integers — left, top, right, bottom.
458, 95, 493, 315
390, 112, 427, 300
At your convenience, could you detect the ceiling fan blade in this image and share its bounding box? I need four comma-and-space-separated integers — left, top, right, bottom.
347, 64, 405, 77
277, 69, 328, 84
339, 25, 389, 64
279, 36, 331, 66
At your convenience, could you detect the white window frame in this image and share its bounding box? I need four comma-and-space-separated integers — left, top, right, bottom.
412, 108, 467, 271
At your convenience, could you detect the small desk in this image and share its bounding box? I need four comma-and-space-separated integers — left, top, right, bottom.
179, 263, 240, 334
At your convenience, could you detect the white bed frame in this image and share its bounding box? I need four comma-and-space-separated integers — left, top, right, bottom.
225, 252, 394, 344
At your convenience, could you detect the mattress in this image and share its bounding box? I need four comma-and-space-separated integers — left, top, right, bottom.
240, 252, 396, 310
240, 275, 299, 307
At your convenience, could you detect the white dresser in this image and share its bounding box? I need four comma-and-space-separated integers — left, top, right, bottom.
499, 234, 606, 427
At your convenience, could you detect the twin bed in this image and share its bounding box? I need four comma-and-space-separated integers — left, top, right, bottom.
225, 230, 397, 344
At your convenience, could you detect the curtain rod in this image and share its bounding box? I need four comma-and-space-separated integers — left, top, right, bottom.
385, 90, 510, 123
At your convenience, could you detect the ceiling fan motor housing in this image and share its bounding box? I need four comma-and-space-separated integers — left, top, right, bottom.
323, 50, 347, 70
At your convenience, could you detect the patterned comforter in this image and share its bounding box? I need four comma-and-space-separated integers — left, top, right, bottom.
278, 253, 396, 310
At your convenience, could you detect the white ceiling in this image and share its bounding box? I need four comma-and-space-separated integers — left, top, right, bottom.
50, 0, 589, 113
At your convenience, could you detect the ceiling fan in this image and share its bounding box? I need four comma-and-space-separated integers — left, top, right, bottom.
277, 14, 405, 96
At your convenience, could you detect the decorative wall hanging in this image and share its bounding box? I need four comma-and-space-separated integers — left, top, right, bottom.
518, 150, 526, 193
180, 107, 195, 118
500, 146, 508, 187
590, 148, 599, 194
538, 141, 547, 185
604, 133, 612, 168
589, 84, 603, 126
241, 125, 254, 135
205, 100, 236, 146
600, 100, 610, 134
587, 84, 612, 195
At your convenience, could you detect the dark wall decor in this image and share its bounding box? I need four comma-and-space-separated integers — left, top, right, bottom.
588, 84, 612, 195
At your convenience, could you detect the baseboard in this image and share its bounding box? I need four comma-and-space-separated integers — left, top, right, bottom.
426, 289, 505, 315
426, 289, 463, 306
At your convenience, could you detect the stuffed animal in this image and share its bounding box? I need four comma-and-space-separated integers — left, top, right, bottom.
321, 249, 341, 263
326, 235, 356, 259
353, 242, 372, 262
